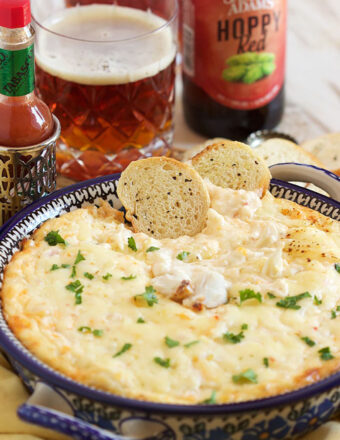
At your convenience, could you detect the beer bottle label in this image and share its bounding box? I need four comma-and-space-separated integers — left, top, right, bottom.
0, 45, 35, 97
183, 0, 286, 110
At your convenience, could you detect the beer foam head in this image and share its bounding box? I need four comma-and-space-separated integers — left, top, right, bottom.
35, 5, 176, 85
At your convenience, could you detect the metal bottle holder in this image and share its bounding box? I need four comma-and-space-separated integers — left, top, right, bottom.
0, 115, 60, 225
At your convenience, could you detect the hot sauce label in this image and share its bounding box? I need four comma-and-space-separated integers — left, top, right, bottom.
0, 45, 35, 97
183, 0, 286, 110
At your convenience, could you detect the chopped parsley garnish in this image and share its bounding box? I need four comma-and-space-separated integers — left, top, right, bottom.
334, 263, 340, 274
314, 296, 322, 305
232, 369, 258, 384
223, 331, 244, 344
134, 286, 158, 307
137, 317, 146, 324
74, 250, 85, 265
146, 246, 160, 253
154, 357, 171, 368
332, 307, 340, 319
75, 291, 82, 305
102, 273, 112, 280
224, 324, 248, 343
301, 336, 316, 347
66, 280, 84, 305
276, 292, 311, 310
66, 280, 83, 293
165, 336, 180, 348
113, 343, 132, 358
128, 237, 137, 252
267, 292, 276, 299
78, 327, 103, 337
318, 347, 334, 361
263, 358, 269, 368
51, 263, 71, 271
70, 250, 85, 278
78, 326, 91, 333
184, 340, 200, 348
44, 230, 66, 246
71, 265, 76, 278
239, 289, 262, 304
176, 251, 190, 261
84, 272, 94, 280
201, 390, 217, 405
121, 274, 137, 281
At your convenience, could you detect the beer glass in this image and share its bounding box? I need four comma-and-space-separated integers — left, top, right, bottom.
32, 0, 178, 181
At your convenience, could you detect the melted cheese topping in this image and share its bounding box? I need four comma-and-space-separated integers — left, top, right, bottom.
2, 183, 340, 404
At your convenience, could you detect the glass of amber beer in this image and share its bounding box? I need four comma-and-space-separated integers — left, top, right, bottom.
31, 0, 178, 181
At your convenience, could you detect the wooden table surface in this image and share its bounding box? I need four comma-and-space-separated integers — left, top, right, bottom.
174, 0, 340, 151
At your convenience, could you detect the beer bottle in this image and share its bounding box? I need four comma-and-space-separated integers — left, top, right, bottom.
182, 0, 286, 140
0, 0, 54, 147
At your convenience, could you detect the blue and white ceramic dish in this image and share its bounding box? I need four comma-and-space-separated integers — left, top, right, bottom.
0, 163, 340, 440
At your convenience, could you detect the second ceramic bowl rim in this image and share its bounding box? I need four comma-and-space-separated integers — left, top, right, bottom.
1, 172, 340, 415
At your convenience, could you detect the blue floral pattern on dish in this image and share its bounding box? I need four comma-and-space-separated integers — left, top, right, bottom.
0, 170, 339, 440
180, 423, 232, 440
241, 416, 289, 439
73, 409, 119, 432
291, 398, 335, 436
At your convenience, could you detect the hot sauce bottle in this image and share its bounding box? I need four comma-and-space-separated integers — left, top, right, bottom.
182, 0, 286, 140
0, 0, 53, 147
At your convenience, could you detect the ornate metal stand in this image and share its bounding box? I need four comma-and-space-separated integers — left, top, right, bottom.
0, 115, 60, 225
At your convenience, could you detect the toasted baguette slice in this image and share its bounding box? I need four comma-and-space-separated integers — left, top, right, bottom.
182, 138, 229, 162
302, 133, 340, 175
255, 138, 325, 168
117, 157, 210, 239
191, 141, 271, 197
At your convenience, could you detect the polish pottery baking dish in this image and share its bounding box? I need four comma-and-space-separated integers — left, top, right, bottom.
0, 163, 339, 440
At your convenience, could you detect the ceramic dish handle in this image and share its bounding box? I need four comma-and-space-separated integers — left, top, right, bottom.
269, 163, 340, 202
18, 383, 135, 440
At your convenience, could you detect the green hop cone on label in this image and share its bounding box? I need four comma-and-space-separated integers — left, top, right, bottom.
262, 61, 276, 76
258, 52, 275, 63
222, 65, 246, 82
222, 52, 277, 84
243, 65, 264, 84
226, 52, 259, 66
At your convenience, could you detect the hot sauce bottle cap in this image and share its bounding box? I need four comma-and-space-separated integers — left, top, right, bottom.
0, 0, 31, 29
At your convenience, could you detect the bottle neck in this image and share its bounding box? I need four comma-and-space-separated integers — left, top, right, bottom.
0, 24, 35, 98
